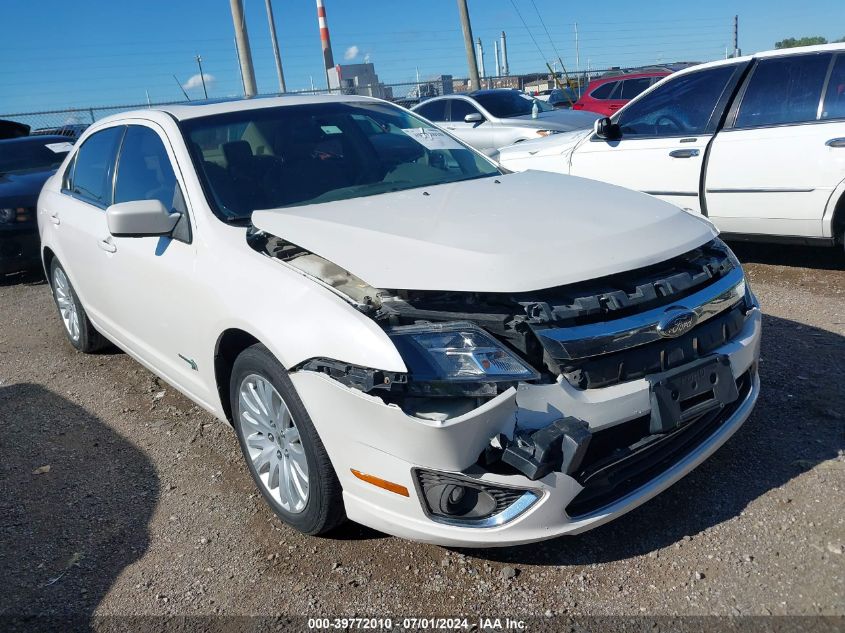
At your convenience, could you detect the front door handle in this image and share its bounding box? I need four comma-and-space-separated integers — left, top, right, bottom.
98, 237, 117, 253
826, 138, 845, 148
669, 149, 700, 158
49, 212, 60, 225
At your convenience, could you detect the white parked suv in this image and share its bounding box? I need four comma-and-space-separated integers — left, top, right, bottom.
498, 44, 845, 248
38, 95, 761, 546
412, 89, 599, 155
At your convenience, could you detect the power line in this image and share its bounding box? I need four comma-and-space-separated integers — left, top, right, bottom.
509, 0, 550, 64
529, 0, 564, 64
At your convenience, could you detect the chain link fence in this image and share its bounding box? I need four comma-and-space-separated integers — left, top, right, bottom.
0, 69, 625, 137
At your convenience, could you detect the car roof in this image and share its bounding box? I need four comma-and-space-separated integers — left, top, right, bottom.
468, 88, 518, 97
589, 71, 670, 86
117, 93, 386, 122
668, 42, 845, 78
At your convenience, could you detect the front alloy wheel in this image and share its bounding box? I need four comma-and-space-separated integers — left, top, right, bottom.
230, 344, 345, 535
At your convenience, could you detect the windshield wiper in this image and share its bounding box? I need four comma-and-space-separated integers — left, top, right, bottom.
223, 215, 252, 226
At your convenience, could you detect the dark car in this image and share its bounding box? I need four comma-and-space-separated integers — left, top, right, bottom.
546, 87, 581, 108
0, 135, 73, 274
0, 119, 31, 139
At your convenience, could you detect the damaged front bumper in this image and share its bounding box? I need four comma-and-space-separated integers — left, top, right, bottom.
289, 306, 762, 547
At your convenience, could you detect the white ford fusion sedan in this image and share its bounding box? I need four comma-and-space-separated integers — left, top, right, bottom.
38, 95, 761, 546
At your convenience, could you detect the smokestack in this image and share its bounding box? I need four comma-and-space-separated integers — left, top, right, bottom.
500, 31, 509, 76
316, 0, 335, 87
476, 37, 485, 78
494, 40, 500, 77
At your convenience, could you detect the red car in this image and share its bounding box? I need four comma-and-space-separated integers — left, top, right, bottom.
572, 72, 670, 116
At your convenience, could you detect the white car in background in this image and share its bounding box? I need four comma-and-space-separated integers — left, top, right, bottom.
498, 44, 845, 249
412, 89, 599, 155
38, 95, 760, 546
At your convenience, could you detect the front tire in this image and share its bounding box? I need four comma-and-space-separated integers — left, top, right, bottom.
230, 344, 345, 535
50, 259, 109, 353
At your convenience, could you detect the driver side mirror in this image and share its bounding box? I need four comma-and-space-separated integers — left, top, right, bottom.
594, 117, 622, 141
464, 113, 484, 124
106, 200, 181, 238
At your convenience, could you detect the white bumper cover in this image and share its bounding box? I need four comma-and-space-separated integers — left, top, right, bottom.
289, 309, 762, 547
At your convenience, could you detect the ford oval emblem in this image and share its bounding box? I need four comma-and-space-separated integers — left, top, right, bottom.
656, 308, 698, 338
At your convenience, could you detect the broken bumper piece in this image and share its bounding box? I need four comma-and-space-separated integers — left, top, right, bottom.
288, 307, 761, 547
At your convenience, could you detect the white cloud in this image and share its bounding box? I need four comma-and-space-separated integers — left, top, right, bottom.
343, 45, 359, 61
183, 73, 216, 91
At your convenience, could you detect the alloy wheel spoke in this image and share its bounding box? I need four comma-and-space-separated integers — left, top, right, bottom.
252, 445, 275, 473
290, 463, 308, 503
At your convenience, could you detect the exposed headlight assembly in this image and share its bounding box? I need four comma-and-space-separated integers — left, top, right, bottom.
387, 322, 539, 396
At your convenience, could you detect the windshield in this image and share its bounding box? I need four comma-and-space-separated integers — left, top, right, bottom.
181, 101, 500, 221
473, 91, 554, 118
0, 138, 73, 175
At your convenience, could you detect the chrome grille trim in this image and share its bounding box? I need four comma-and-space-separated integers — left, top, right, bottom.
535, 266, 746, 361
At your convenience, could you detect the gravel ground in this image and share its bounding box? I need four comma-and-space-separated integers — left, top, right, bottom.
0, 242, 843, 629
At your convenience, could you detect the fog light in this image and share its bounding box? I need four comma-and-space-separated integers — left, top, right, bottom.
414, 469, 539, 527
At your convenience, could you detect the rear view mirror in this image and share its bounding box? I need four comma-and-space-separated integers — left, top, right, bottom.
106, 200, 181, 238
464, 113, 484, 124
594, 117, 622, 141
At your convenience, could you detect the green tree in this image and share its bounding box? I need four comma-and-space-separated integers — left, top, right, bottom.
775, 36, 828, 49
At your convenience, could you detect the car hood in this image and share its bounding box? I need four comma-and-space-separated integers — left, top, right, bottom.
499, 128, 592, 160
0, 168, 55, 204
508, 109, 600, 131
251, 170, 717, 293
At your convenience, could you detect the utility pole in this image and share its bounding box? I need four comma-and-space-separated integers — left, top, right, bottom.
733, 15, 740, 58
456, 0, 480, 91
265, 0, 287, 93
195, 55, 208, 99
229, 0, 257, 97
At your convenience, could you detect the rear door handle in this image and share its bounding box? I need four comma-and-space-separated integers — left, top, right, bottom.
98, 237, 117, 253
669, 149, 700, 158
826, 138, 845, 148
49, 213, 60, 225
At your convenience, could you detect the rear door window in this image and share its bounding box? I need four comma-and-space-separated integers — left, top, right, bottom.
619, 77, 654, 99
415, 100, 447, 122
735, 53, 832, 128
821, 54, 845, 120
68, 126, 125, 207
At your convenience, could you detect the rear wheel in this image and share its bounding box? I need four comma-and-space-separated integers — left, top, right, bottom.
50, 259, 109, 353
230, 344, 345, 535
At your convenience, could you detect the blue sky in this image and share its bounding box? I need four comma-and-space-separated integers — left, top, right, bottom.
2, 0, 843, 114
